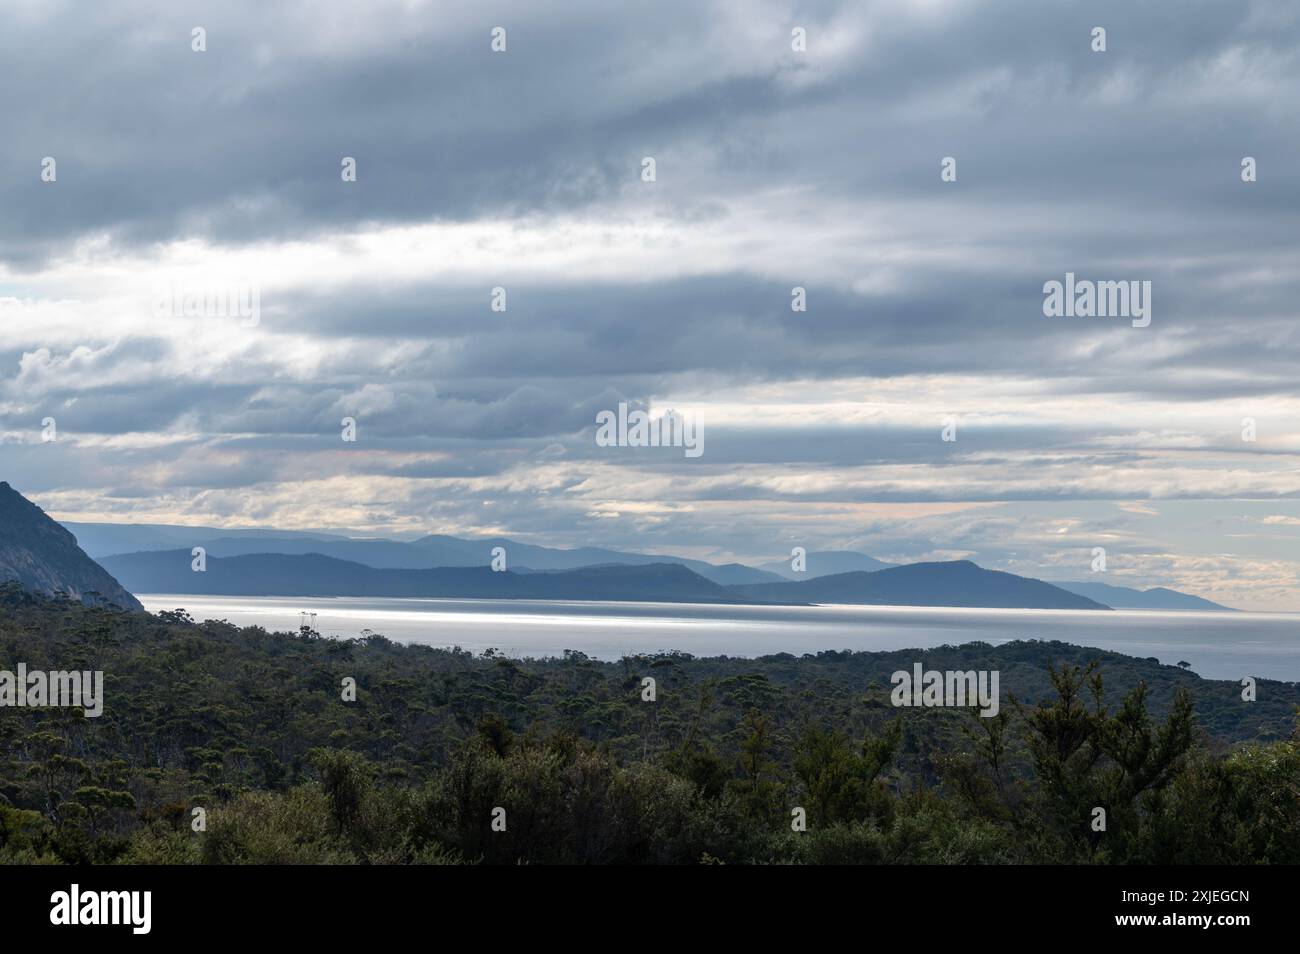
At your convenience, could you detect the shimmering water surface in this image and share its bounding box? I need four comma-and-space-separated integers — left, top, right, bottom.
138, 595, 1300, 681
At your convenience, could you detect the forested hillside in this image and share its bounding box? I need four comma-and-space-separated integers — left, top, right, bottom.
0, 583, 1295, 865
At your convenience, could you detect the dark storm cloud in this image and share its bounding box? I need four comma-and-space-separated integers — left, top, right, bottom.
0, 0, 1295, 262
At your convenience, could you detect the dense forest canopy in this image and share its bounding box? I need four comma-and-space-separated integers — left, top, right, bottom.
0, 583, 1296, 864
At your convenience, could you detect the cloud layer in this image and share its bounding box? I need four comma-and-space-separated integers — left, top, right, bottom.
3, 0, 1300, 608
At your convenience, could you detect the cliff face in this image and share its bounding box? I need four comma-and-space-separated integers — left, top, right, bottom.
0, 482, 144, 611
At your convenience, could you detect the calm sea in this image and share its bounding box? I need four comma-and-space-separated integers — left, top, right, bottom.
137, 594, 1300, 682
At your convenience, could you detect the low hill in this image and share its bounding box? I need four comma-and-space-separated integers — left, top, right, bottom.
100, 550, 750, 603
726, 560, 1109, 610
409, 535, 784, 585
1054, 580, 1235, 612
757, 550, 894, 579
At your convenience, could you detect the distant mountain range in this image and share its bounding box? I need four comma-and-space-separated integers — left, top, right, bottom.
33, 506, 1234, 613
1052, 580, 1234, 612
102, 552, 755, 603
729, 561, 1109, 610
0, 483, 142, 611
757, 550, 894, 578
102, 550, 1108, 611
64, 522, 786, 586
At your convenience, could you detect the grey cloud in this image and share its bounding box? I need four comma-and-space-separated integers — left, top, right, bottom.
4, 0, 1300, 605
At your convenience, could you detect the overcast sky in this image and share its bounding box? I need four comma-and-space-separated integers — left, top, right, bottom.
3, 0, 1300, 609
